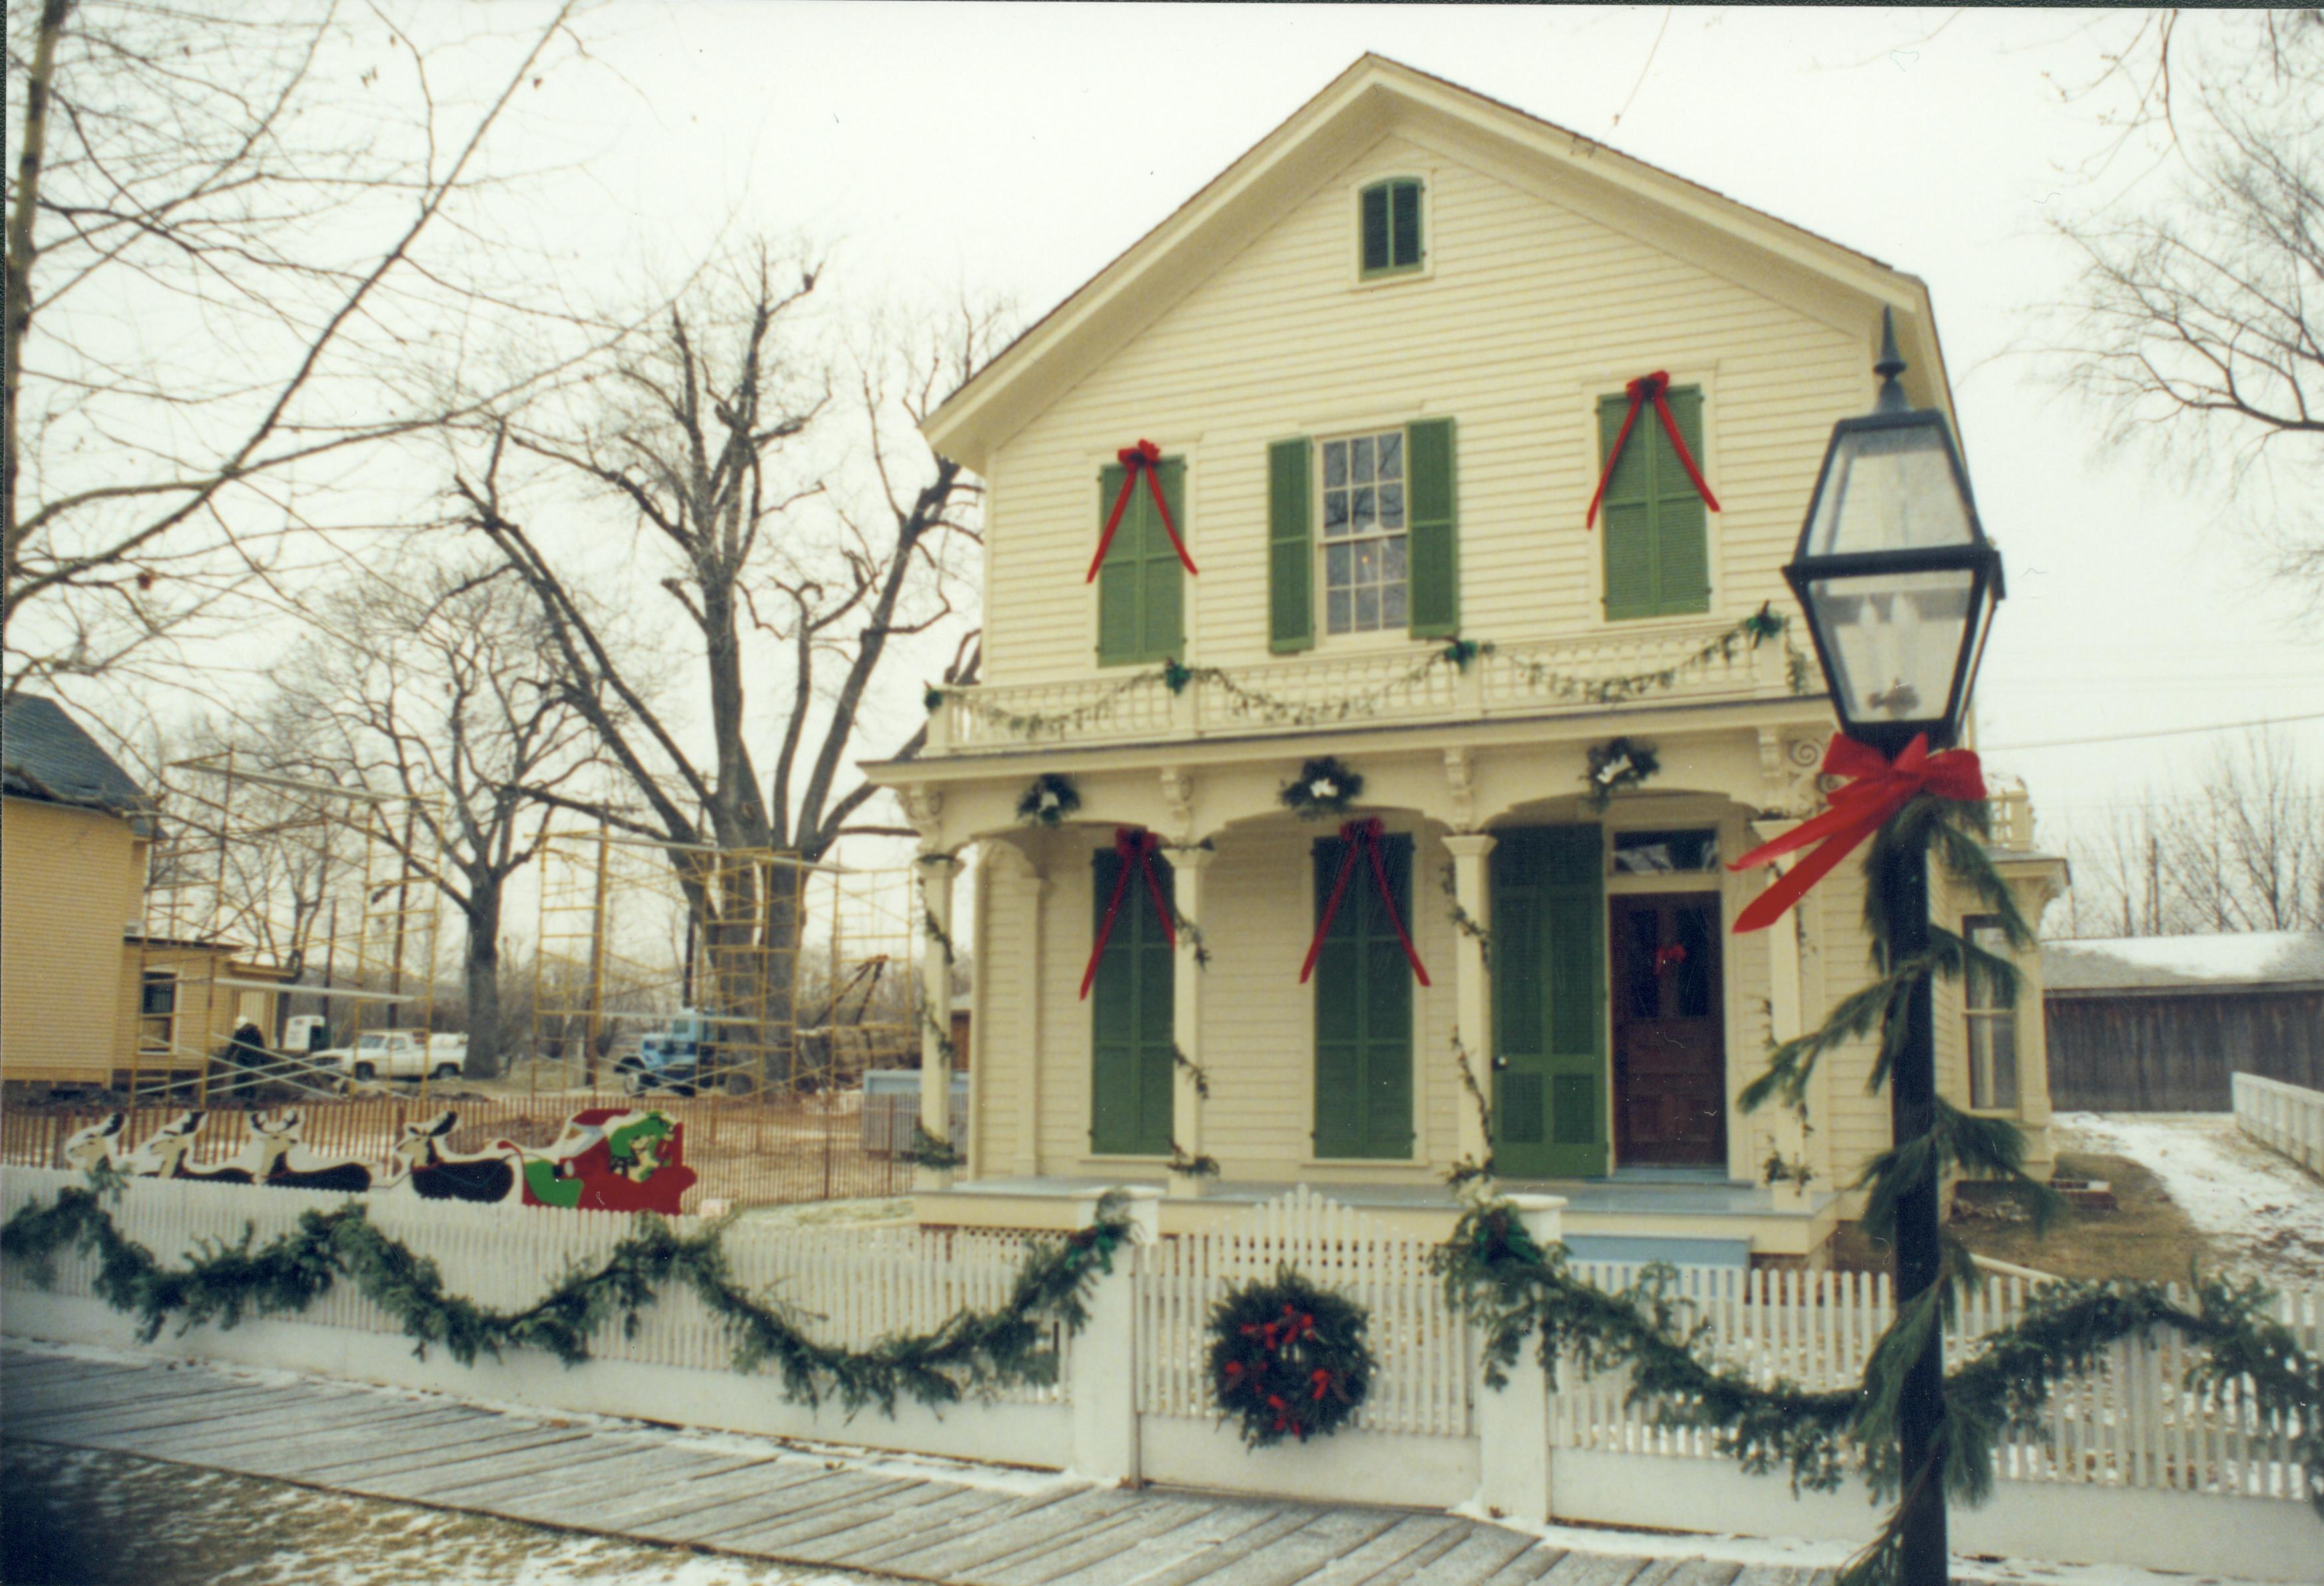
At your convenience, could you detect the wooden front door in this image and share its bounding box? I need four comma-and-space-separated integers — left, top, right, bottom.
1610, 894, 1726, 1167
1490, 827, 1607, 1178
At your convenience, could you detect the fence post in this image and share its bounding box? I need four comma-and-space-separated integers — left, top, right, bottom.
1474, 1192, 1566, 1527
1070, 1185, 1161, 1486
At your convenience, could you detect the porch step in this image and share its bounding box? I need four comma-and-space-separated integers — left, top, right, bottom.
1563, 1233, 1750, 1269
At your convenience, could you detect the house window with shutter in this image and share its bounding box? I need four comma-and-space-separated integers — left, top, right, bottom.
1597, 384, 1712, 620
1311, 829, 1417, 1160
1271, 419, 1456, 651
1964, 914, 2020, 1110
1359, 178, 1424, 277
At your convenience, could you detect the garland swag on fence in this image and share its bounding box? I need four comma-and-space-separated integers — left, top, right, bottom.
0, 1177, 1130, 1417
925, 607, 1807, 743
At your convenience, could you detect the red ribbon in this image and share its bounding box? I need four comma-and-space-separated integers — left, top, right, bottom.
1299, 818, 1430, 986
1585, 371, 1722, 530
1086, 439, 1198, 582
1727, 733, 1986, 934
1080, 827, 1177, 1000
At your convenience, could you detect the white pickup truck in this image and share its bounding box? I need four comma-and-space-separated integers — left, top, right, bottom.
314, 1030, 467, 1083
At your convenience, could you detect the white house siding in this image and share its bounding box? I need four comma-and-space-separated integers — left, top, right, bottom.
978, 130, 1868, 688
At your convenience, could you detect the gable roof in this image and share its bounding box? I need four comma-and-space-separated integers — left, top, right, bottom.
2043, 933, 2324, 996
1, 694, 152, 820
926, 53, 1960, 473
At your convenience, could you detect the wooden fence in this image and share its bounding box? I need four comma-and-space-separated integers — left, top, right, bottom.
2046, 987, 2324, 1111
2236, 1072, 2324, 1177
0, 1091, 915, 1212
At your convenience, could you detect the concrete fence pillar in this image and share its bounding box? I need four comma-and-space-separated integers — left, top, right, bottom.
1474, 1192, 1566, 1527
1068, 1185, 1162, 1486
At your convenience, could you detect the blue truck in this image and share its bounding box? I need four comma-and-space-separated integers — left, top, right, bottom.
615, 1011, 721, 1096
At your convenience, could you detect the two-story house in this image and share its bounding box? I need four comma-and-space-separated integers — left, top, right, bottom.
868, 57, 2065, 1266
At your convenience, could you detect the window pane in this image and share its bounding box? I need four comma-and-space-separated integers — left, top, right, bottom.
1378, 483, 1404, 528
1323, 491, 1349, 536
1391, 181, 1421, 267
1382, 536, 1407, 581
1352, 488, 1375, 533
1969, 1017, 2019, 1110
1353, 539, 1380, 583
1323, 441, 1347, 489
1349, 435, 1373, 483
1355, 587, 1379, 629
1964, 915, 2015, 1010
1326, 589, 1351, 633
1674, 906, 1714, 1018
1326, 542, 1352, 588
1377, 432, 1402, 479
1613, 830, 1718, 873
1383, 583, 1406, 625
1625, 911, 1660, 1019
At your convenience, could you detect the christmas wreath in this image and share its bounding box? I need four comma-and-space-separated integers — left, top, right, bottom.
1278, 756, 1363, 822
1583, 736, 1659, 810
1015, 772, 1081, 828
1206, 1266, 1373, 1447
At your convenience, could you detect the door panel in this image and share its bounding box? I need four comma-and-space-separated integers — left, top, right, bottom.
1090, 848, 1174, 1156
1609, 893, 1726, 1166
1490, 827, 1606, 1177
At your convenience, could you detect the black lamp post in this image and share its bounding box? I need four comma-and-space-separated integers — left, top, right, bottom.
1786, 307, 2003, 1586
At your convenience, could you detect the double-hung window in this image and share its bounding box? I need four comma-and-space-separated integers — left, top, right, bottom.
1963, 914, 2019, 1110
1268, 419, 1456, 651
1321, 431, 1407, 635
1359, 179, 1423, 277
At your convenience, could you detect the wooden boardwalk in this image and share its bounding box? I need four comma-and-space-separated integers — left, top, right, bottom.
0, 1346, 1827, 1586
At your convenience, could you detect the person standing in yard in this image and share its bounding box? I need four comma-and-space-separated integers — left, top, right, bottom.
225, 1022, 269, 1099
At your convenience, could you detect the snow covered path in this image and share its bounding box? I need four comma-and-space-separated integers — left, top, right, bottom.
2055, 1112, 2324, 1282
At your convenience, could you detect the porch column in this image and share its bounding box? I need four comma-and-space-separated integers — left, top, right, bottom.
917, 851, 962, 1191
1443, 832, 1498, 1172
1166, 843, 1214, 1197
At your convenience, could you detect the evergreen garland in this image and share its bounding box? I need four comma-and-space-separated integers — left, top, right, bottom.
1167, 1143, 1222, 1180
901, 1121, 967, 1172
0, 1179, 1129, 1416
925, 610, 1804, 744
1207, 1266, 1375, 1446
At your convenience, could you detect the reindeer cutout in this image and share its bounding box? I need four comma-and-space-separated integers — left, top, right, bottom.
247, 1111, 372, 1194
138, 1112, 254, 1185
384, 1110, 520, 1204
61, 1113, 128, 1173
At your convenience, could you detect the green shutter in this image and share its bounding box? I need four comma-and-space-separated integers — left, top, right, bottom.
1090, 846, 1174, 1156
1360, 185, 1391, 274
1312, 832, 1416, 1160
1405, 417, 1458, 638
1599, 386, 1710, 620
1096, 457, 1185, 666
1490, 826, 1607, 1177
1268, 437, 1313, 653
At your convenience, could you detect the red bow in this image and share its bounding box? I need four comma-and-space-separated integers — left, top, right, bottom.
1300, 818, 1429, 986
1585, 371, 1721, 530
1086, 440, 1199, 582
1727, 734, 1986, 934
1080, 828, 1177, 999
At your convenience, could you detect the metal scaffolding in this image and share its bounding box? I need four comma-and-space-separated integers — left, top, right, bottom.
130, 754, 441, 1106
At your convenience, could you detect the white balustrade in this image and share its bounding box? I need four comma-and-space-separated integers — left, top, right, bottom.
2235, 1072, 2324, 1177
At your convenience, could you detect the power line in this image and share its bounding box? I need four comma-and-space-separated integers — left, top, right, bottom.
1979, 711, 2324, 753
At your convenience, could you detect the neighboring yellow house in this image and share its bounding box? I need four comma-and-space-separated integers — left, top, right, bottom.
869, 57, 2066, 1264
2, 695, 287, 1094
3, 695, 152, 1088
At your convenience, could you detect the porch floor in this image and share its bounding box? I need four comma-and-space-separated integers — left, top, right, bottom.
919, 1174, 1845, 1262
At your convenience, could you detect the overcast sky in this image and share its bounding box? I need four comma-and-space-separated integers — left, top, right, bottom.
483, 2, 2318, 863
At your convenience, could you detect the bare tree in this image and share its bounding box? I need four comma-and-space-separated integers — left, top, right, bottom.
271, 558, 608, 1074
3, 0, 587, 693
2045, 11, 2324, 590
454, 250, 1000, 1088
2063, 729, 2324, 936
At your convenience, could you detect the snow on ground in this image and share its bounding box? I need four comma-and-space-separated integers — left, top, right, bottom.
2056, 1111, 2324, 1283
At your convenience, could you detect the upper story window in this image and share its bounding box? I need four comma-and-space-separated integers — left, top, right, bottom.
1963, 914, 2019, 1110
1322, 431, 1407, 634
1359, 179, 1424, 278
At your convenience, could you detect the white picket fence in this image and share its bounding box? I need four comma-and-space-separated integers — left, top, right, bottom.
2236, 1072, 2324, 1177
3, 1168, 2318, 1578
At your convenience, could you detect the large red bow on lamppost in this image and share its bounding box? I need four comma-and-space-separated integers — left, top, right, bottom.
1299, 818, 1430, 986
1727, 734, 1986, 935
1086, 440, 1199, 583
1585, 371, 1722, 530
1080, 827, 1177, 999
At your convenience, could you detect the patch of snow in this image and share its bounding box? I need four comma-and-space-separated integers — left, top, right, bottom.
2057, 1112, 2324, 1282
2045, 931, 2324, 988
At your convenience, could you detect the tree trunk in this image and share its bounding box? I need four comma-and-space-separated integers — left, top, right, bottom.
464, 877, 505, 1078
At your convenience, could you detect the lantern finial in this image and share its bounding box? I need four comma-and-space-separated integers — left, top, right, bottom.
1874, 306, 1909, 413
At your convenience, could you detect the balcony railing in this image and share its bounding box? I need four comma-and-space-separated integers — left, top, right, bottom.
925, 617, 1809, 756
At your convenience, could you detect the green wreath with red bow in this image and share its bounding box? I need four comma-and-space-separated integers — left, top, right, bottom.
1205, 1266, 1375, 1448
